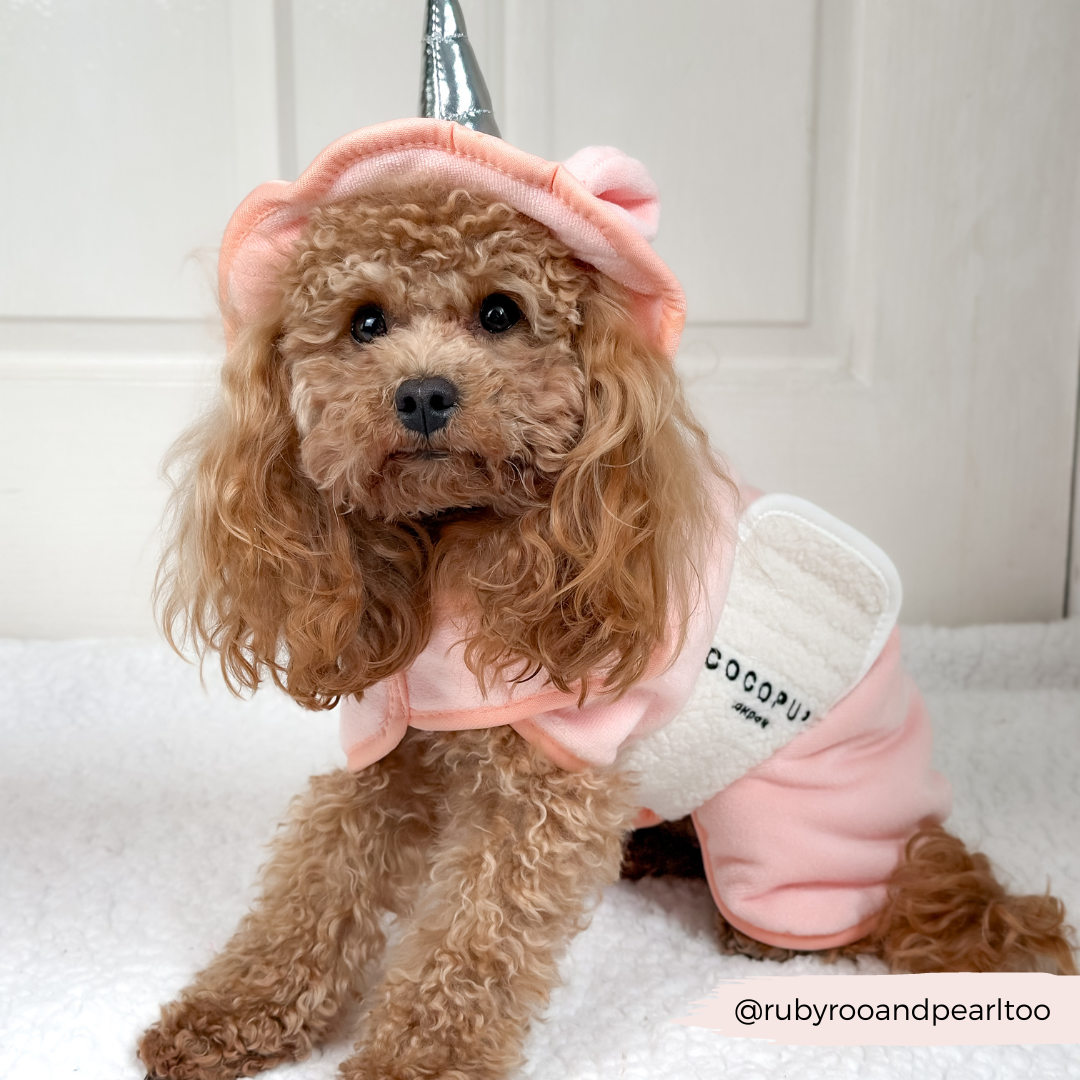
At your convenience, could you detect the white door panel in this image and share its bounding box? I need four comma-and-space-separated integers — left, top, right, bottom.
544, 0, 819, 325
1, 0, 1078, 634
0, 1, 238, 320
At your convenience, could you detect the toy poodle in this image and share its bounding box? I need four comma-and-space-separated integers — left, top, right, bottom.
138, 170, 1074, 1080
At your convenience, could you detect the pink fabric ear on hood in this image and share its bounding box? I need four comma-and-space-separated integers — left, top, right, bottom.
218, 118, 685, 357
561, 146, 661, 240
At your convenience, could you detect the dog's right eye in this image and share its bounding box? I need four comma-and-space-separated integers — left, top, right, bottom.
479, 293, 522, 334
350, 304, 388, 344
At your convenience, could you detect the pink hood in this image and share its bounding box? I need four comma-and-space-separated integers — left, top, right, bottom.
218, 119, 685, 357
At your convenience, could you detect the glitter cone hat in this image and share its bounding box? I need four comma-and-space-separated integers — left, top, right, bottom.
219, 1, 685, 357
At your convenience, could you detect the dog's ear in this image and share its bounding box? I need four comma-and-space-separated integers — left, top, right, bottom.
157, 317, 429, 708
548, 283, 724, 694
455, 281, 727, 700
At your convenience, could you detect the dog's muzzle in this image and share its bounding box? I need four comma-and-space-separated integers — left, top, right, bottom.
394, 377, 459, 437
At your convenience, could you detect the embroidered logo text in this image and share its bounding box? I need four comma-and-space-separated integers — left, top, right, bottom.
704, 646, 812, 727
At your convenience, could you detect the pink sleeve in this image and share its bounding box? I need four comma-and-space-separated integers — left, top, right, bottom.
692, 630, 952, 949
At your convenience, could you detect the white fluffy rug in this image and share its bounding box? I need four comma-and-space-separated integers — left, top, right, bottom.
1, 621, 1078, 1080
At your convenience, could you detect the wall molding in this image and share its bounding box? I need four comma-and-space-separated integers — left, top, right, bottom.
0, 316, 222, 386
0, 353, 218, 386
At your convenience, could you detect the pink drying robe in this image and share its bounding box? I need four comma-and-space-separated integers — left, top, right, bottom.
338, 488, 951, 950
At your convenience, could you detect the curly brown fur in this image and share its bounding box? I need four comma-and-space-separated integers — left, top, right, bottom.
343, 727, 635, 1080
141, 727, 635, 1080
870, 823, 1077, 974
139, 733, 440, 1079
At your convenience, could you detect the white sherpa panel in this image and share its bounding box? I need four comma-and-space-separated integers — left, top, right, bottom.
621, 495, 902, 821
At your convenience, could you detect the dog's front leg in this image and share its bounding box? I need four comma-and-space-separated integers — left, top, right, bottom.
140, 731, 440, 1080
342, 726, 634, 1080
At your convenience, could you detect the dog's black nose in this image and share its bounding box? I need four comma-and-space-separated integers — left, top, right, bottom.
394, 377, 459, 437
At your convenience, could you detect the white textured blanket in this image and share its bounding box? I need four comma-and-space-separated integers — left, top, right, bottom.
1, 621, 1078, 1080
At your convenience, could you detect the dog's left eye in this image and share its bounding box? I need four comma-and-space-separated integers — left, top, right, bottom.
479, 293, 522, 334
351, 304, 388, 344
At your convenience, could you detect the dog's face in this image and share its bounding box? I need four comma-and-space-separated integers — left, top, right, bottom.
276, 186, 595, 520
164, 179, 720, 707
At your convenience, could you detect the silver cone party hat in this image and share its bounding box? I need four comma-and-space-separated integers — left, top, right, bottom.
420, 0, 501, 137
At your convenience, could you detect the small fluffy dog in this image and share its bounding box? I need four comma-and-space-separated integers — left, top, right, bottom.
140, 176, 1075, 1080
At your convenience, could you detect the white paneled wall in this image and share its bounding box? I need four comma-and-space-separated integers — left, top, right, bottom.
0, 2, 236, 319
2, 0, 1079, 637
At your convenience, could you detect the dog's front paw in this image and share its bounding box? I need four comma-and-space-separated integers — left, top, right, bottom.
339, 1030, 517, 1080
139, 993, 313, 1080
338, 1035, 520, 1080
338, 1054, 474, 1080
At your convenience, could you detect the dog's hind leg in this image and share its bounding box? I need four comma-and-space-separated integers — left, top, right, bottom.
340, 726, 635, 1080
702, 824, 1077, 974
139, 730, 439, 1080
